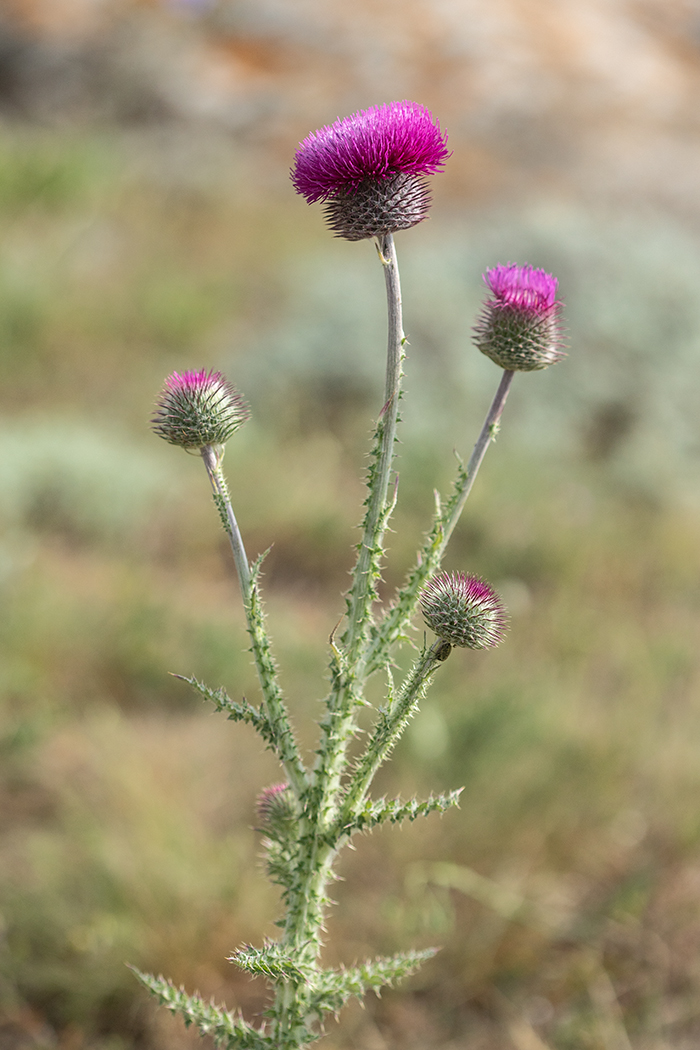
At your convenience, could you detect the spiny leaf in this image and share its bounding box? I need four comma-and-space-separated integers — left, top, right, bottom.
229, 941, 312, 982
178, 675, 276, 744
338, 790, 463, 836
307, 949, 437, 1018
130, 969, 271, 1050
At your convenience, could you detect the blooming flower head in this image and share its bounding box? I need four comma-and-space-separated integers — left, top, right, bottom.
291, 101, 450, 240
152, 369, 250, 450
473, 263, 566, 371
420, 571, 509, 652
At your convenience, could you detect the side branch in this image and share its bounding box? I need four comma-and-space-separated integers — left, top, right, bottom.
332, 789, 463, 840
339, 642, 445, 825
366, 368, 515, 674
201, 449, 307, 797
131, 969, 271, 1050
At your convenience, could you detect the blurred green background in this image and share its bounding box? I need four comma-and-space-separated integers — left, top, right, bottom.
2, 2, 700, 1048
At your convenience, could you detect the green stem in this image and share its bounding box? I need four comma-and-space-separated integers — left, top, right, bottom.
440, 368, 515, 540
201, 445, 307, 798
201, 444, 251, 593
342, 232, 404, 664
270, 234, 406, 1042
309, 234, 406, 823
366, 368, 515, 675
337, 641, 445, 832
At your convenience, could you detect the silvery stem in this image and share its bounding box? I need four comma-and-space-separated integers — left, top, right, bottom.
200, 444, 307, 798
364, 368, 515, 677
201, 444, 251, 595
311, 234, 405, 829
342, 231, 404, 664
340, 640, 445, 824
441, 368, 514, 544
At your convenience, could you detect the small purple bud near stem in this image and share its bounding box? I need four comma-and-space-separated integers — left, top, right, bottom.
256, 783, 295, 839
420, 571, 509, 652
291, 101, 450, 241
474, 263, 566, 372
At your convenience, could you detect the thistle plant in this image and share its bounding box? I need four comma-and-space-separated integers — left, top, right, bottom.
134, 101, 566, 1049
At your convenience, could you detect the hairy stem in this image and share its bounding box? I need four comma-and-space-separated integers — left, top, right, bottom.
338, 641, 446, 831
201, 444, 251, 593
310, 234, 406, 821
366, 368, 515, 675
342, 232, 404, 664
270, 235, 406, 1042
201, 445, 307, 797
440, 368, 515, 539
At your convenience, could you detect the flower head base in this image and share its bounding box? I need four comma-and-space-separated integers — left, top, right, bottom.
291, 101, 449, 241
256, 783, 295, 841
474, 263, 566, 372
420, 571, 509, 651
152, 370, 250, 450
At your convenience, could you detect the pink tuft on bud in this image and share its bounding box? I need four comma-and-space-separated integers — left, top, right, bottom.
484, 264, 558, 312
152, 369, 250, 450
474, 263, 566, 372
420, 571, 509, 651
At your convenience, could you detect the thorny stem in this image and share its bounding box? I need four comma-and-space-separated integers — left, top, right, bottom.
201, 444, 251, 594
271, 234, 405, 1042
339, 641, 445, 829
365, 368, 515, 675
201, 444, 307, 798
441, 368, 514, 541
343, 232, 404, 664
311, 234, 405, 823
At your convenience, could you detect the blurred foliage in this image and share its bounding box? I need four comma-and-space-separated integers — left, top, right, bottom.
2, 122, 700, 1050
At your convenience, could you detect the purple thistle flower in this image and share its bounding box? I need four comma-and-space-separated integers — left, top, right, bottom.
152, 369, 250, 450
473, 263, 566, 372
420, 571, 509, 652
291, 101, 450, 241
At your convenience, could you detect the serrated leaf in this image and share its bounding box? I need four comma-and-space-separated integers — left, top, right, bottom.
179, 675, 278, 746
228, 941, 311, 982
339, 790, 463, 836
130, 969, 270, 1050
307, 949, 437, 1018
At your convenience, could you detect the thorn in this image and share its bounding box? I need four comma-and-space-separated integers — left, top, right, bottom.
379, 393, 395, 418
329, 618, 344, 662
375, 239, 391, 266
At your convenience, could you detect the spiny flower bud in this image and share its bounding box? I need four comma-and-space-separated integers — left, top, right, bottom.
473, 263, 566, 372
152, 369, 250, 450
291, 101, 450, 241
256, 783, 295, 840
420, 571, 509, 651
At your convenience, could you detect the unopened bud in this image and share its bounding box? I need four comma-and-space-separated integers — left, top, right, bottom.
256, 783, 295, 840
152, 369, 249, 450
420, 571, 509, 650
473, 263, 565, 372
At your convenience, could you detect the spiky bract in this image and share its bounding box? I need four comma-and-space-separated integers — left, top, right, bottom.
323, 172, 433, 241
291, 101, 449, 240
152, 369, 250, 449
474, 263, 566, 371
420, 571, 508, 650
